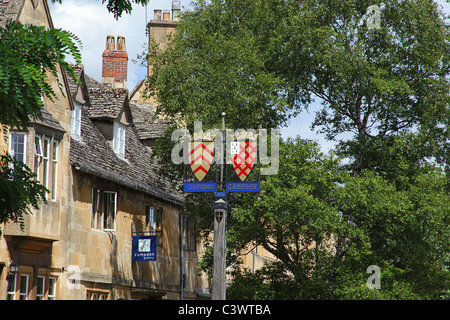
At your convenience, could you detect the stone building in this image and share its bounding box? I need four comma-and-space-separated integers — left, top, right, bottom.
0, 0, 209, 300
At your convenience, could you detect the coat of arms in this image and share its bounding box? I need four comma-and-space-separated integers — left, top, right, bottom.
188, 140, 215, 181
232, 141, 257, 181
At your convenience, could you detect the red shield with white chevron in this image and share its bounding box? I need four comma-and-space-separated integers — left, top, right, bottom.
232, 141, 257, 181
188, 141, 214, 181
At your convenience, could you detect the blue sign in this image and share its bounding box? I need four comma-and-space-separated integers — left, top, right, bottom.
183, 182, 217, 193
132, 236, 157, 261
226, 182, 259, 192
216, 191, 226, 198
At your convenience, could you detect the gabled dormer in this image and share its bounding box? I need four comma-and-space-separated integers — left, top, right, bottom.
85, 85, 132, 159
68, 65, 90, 141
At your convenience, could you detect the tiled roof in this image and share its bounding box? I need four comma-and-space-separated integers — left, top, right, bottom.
86, 86, 128, 120
33, 109, 65, 132
67, 66, 182, 205
130, 102, 172, 140
0, 0, 24, 28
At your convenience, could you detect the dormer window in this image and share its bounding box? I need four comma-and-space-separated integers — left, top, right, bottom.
71, 103, 82, 139
113, 122, 126, 157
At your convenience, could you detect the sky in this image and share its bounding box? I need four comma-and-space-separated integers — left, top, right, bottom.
48, 0, 450, 153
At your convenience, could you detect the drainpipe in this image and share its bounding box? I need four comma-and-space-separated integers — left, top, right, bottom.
180, 211, 184, 300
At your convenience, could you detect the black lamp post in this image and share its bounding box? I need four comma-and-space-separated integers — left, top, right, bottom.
7, 262, 18, 281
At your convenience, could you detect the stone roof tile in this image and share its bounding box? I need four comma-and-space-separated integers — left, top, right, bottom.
67, 66, 182, 205
0, 0, 24, 28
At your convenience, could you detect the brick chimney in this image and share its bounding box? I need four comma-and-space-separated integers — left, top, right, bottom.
102, 35, 128, 89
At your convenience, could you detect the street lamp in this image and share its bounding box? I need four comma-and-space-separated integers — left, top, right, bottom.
7, 262, 18, 281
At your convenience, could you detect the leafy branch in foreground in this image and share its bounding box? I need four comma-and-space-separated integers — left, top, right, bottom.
0, 155, 48, 236
51, 0, 151, 19
0, 21, 82, 131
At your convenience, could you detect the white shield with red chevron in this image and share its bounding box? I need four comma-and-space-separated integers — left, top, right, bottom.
188, 141, 215, 181
232, 141, 257, 181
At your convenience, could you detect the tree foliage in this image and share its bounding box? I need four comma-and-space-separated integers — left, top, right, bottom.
142, 0, 450, 298
0, 155, 47, 236
51, 0, 151, 19
146, 0, 449, 182
0, 19, 81, 230
146, 0, 294, 131
227, 138, 449, 299
0, 21, 81, 131
0, 0, 152, 236
272, 0, 450, 174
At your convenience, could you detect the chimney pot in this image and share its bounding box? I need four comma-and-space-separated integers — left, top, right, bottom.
172, 1, 181, 10
172, 1, 181, 21
154, 9, 162, 20
106, 35, 115, 50
117, 35, 126, 51
163, 9, 170, 21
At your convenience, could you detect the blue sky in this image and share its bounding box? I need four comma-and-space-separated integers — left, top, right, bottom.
49, 0, 450, 153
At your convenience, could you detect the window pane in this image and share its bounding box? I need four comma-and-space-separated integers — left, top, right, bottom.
34, 136, 42, 180
35, 136, 42, 156
51, 141, 58, 200
113, 122, 126, 156
147, 207, 155, 231
43, 139, 50, 190
11, 133, 26, 163
71, 104, 82, 137
97, 190, 102, 229
48, 277, 56, 300
92, 189, 102, 229
7, 274, 16, 300
43, 139, 49, 158
19, 275, 29, 300
104, 192, 116, 230
156, 208, 163, 230
36, 276, 45, 300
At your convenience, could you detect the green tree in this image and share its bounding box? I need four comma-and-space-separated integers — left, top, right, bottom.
0, 21, 81, 130
142, 0, 449, 298
0, 155, 47, 236
145, 0, 449, 186
51, 0, 151, 19
0, 0, 152, 232
226, 137, 449, 299
272, 0, 450, 175
146, 0, 291, 131
0, 21, 81, 234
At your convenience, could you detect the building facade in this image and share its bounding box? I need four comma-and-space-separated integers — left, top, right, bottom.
0, 0, 209, 300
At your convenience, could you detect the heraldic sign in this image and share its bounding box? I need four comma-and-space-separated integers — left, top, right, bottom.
184, 125, 260, 197
174, 115, 279, 301
174, 118, 279, 203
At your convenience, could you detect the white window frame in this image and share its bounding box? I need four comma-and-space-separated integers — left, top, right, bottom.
48, 277, 57, 300
146, 206, 156, 232
19, 274, 30, 300
113, 122, 126, 157
71, 103, 82, 139
36, 275, 45, 300
103, 191, 117, 231
51, 141, 59, 201
34, 135, 42, 180
9, 132, 27, 164
7, 274, 17, 300
42, 138, 50, 195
